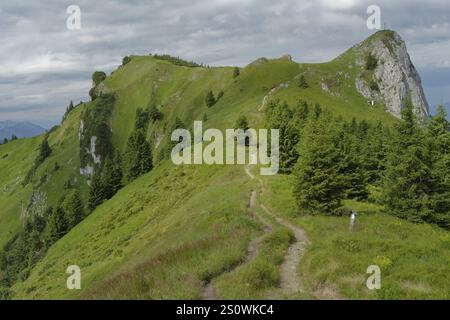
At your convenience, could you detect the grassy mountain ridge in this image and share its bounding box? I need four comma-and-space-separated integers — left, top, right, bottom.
1, 30, 448, 299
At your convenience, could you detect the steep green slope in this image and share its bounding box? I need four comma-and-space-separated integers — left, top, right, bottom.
13, 162, 261, 299
0, 137, 39, 247
0, 106, 89, 248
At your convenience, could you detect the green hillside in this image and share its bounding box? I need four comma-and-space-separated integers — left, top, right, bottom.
1, 30, 448, 299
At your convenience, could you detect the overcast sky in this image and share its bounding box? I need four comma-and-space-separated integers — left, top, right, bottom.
1, 0, 449, 128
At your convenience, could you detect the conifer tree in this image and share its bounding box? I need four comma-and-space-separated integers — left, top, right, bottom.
44, 206, 68, 246
88, 169, 106, 211
134, 108, 150, 130
233, 67, 240, 78
149, 104, 163, 122
364, 121, 388, 183
124, 129, 153, 182
35, 134, 52, 165
102, 157, 115, 199
62, 189, 84, 229
111, 152, 124, 194
382, 102, 433, 222
426, 105, 450, 228
235, 115, 249, 131
337, 122, 368, 200
295, 100, 309, 123
266, 100, 300, 172
293, 112, 345, 215
298, 75, 309, 88
313, 103, 322, 118
205, 90, 216, 107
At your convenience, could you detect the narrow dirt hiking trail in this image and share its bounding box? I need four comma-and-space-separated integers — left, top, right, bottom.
201, 190, 272, 300
201, 282, 220, 300
245, 164, 310, 297
261, 203, 309, 296
201, 164, 343, 300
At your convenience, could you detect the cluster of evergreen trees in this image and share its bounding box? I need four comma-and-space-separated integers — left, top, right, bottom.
2, 105, 159, 296
23, 134, 52, 186
0, 186, 85, 298
1, 95, 160, 298
62, 100, 83, 122
151, 54, 202, 68
266, 99, 449, 228
79, 94, 115, 169
383, 104, 450, 227
87, 107, 154, 210
87, 153, 123, 210
1, 134, 18, 145
205, 90, 224, 108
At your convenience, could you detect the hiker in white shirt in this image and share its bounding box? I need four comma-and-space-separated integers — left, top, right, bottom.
349, 209, 356, 232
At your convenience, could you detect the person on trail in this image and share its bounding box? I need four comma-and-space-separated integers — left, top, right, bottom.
349, 209, 356, 232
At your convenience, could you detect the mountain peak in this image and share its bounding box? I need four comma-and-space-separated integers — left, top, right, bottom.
0, 121, 46, 141
342, 30, 430, 120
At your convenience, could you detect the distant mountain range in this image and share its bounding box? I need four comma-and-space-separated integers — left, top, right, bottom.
0, 120, 46, 141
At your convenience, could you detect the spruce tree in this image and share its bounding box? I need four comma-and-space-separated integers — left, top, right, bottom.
124, 129, 153, 182
364, 121, 388, 183
266, 100, 300, 172
134, 108, 150, 130
233, 67, 240, 78
44, 206, 68, 246
382, 102, 433, 222
298, 75, 309, 88
235, 115, 249, 131
426, 105, 450, 228
102, 157, 115, 199
295, 100, 309, 122
149, 104, 163, 122
140, 138, 153, 174
337, 121, 368, 200
88, 169, 106, 210
205, 90, 216, 107
111, 152, 124, 194
62, 189, 84, 229
35, 135, 52, 165
293, 112, 345, 215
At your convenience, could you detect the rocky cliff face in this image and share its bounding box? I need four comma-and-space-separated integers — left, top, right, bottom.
353, 30, 429, 120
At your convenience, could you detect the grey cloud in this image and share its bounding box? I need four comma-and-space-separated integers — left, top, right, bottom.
1, 0, 449, 125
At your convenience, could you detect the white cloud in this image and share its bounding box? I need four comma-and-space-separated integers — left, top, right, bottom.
318, 0, 358, 10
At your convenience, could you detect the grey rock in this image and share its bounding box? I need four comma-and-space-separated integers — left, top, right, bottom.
355, 31, 429, 120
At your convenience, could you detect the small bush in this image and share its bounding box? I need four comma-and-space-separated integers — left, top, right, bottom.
0, 287, 12, 300
233, 67, 240, 78
205, 91, 216, 108
369, 80, 379, 91
365, 53, 378, 70
122, 56, 131, 66
298, 75, 309, 88
92, 71, 106, 86
152, 54, 201, 68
